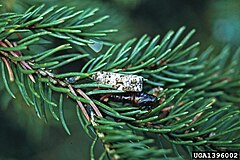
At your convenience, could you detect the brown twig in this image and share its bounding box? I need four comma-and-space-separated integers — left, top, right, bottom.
76, 88, 103, 117
0, 39, 36, 83
68, 85, 90, 121
1, 57, 14, 82
1, 39, 103, 123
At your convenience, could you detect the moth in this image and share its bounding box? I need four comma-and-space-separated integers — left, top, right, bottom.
92, 71, 144, 92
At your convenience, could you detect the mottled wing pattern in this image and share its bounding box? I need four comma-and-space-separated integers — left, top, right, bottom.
92, 71, 143, 92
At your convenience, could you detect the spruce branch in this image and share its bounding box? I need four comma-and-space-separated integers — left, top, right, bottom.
0, 4, 239, 160
0, 5, 116, 46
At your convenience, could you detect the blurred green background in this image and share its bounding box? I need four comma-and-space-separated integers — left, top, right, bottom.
1, 0, 240, 159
